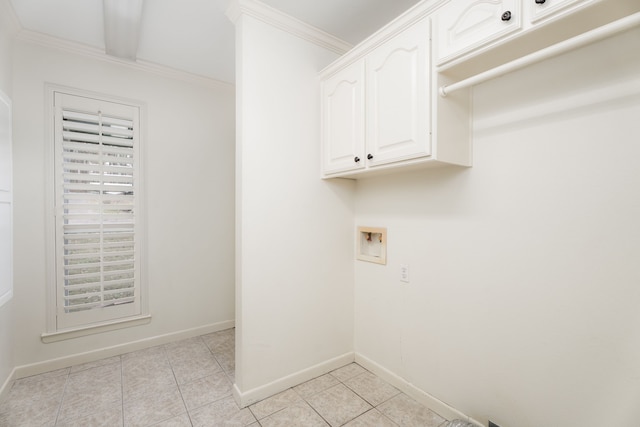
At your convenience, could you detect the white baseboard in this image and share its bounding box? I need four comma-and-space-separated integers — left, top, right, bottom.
12, 320, 235, 381
355, 353, 483, 427
233, 352, 355, 408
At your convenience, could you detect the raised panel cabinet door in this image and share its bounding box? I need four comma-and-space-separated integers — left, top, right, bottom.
366, 17, 431, 167
527, 0, 595, 24
321, 60, 366, 175
435, 0, 522, 65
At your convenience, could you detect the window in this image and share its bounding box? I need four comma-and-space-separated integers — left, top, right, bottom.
50, 90, 145, 332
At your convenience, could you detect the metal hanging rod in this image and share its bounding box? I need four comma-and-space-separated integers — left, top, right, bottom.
439, 11, 640, 97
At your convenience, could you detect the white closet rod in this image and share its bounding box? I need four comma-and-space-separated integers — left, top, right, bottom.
439, 11, 640, 97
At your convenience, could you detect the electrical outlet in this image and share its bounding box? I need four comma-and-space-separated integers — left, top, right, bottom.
400, 264, 409, 283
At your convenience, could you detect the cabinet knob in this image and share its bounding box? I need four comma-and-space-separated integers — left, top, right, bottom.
535, 0, 546, 3
501, 10, 512, 21
354, 156, 360, 163
367, 154, 373, 160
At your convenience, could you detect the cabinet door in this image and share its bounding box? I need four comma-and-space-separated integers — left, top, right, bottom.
321, 60, 366, 175
366, 17, 431, 167
435, 0, 522, 65
527, 0, 595, 24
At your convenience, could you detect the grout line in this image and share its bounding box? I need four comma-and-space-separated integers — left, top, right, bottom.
51, 368, 71, 426
296, 387, 333, 427
164, 342, 195, 427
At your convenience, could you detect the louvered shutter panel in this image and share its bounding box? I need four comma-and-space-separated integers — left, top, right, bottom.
54, 93, 141, 330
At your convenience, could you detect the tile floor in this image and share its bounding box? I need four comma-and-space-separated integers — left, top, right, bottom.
0, 328, 450, 427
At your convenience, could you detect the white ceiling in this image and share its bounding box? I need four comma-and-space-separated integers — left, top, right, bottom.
9, 0, 422, 84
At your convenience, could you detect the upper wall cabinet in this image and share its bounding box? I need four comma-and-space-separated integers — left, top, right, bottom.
435, 0, 522, 66
321, 60, 366, 175
365, 17, 431, 168
527, 0, 596, 24
434, 0, 606, 69
322, 18, 433, 177
321, 16, 471, 179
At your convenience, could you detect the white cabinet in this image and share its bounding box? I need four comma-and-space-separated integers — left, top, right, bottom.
434, 0, 598, 67
321, 60, 365, 175
435, 0, 522, 65
321, 17, 470, 179
322, 18, 432, 177
527, 0, 595, 24
366, 18, 431, 167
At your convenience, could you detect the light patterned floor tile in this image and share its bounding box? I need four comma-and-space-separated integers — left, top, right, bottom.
121, 345, 167, 363
293, 374, 339, 399
122, 367, 178, 402
150, 413, 193, 427
58, 364, 123, 422
249, 388, 304, 420
69, 355, 121, 374
213, 348, 235, 373
202, 329, 235, 354
179, 371, 233, 410
330, 363, 367, 382
170, 352, 223, 385
55, 402, 123, 427
378, 394, 447, 427
344, 371, 400, 406
7, 373, 67, 404
190, 395, 256, 427
0, 395, 61, 427
343, 408, 399, 427
122, 353, 172, 379
259, 401, 329, 427
164, 336, 204, 353
64, 363, 122, 395
225, 368, 236, 383
306, 383, 372, 427
123, 388, 187, 427
164, 338, 211, 364
13, 367, 70, 385
57, 392, 122, 423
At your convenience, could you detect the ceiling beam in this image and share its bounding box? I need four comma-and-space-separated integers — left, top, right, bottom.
103, 0, 144, 61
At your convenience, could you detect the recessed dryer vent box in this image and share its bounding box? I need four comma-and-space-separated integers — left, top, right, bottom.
357, 226, 386, 265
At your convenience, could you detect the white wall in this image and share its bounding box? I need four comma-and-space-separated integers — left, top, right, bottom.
354, 28, 640, 427
234, 13, 356, 401
11, 40, 235, 367
0, 0, 16, 396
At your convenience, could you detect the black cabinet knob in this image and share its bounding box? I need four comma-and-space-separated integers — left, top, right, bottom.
354, 156, 360, 163
535, 0, 546, 4
367, 154, 373, 160
501, 10, 512, 21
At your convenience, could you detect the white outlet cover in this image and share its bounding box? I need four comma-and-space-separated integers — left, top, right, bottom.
400, 264, 409, 283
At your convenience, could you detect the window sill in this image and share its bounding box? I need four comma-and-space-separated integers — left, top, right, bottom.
41, 314, 152, 343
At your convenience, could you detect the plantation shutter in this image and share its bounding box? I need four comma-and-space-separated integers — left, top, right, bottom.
54, 92, 141, 330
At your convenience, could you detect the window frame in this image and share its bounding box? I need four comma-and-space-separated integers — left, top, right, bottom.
43, 85, 149, 341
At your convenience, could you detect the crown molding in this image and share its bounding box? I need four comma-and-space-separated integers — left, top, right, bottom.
14, 29, 234, 91
0, 0, 22, 35
226, 0, 352, 55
